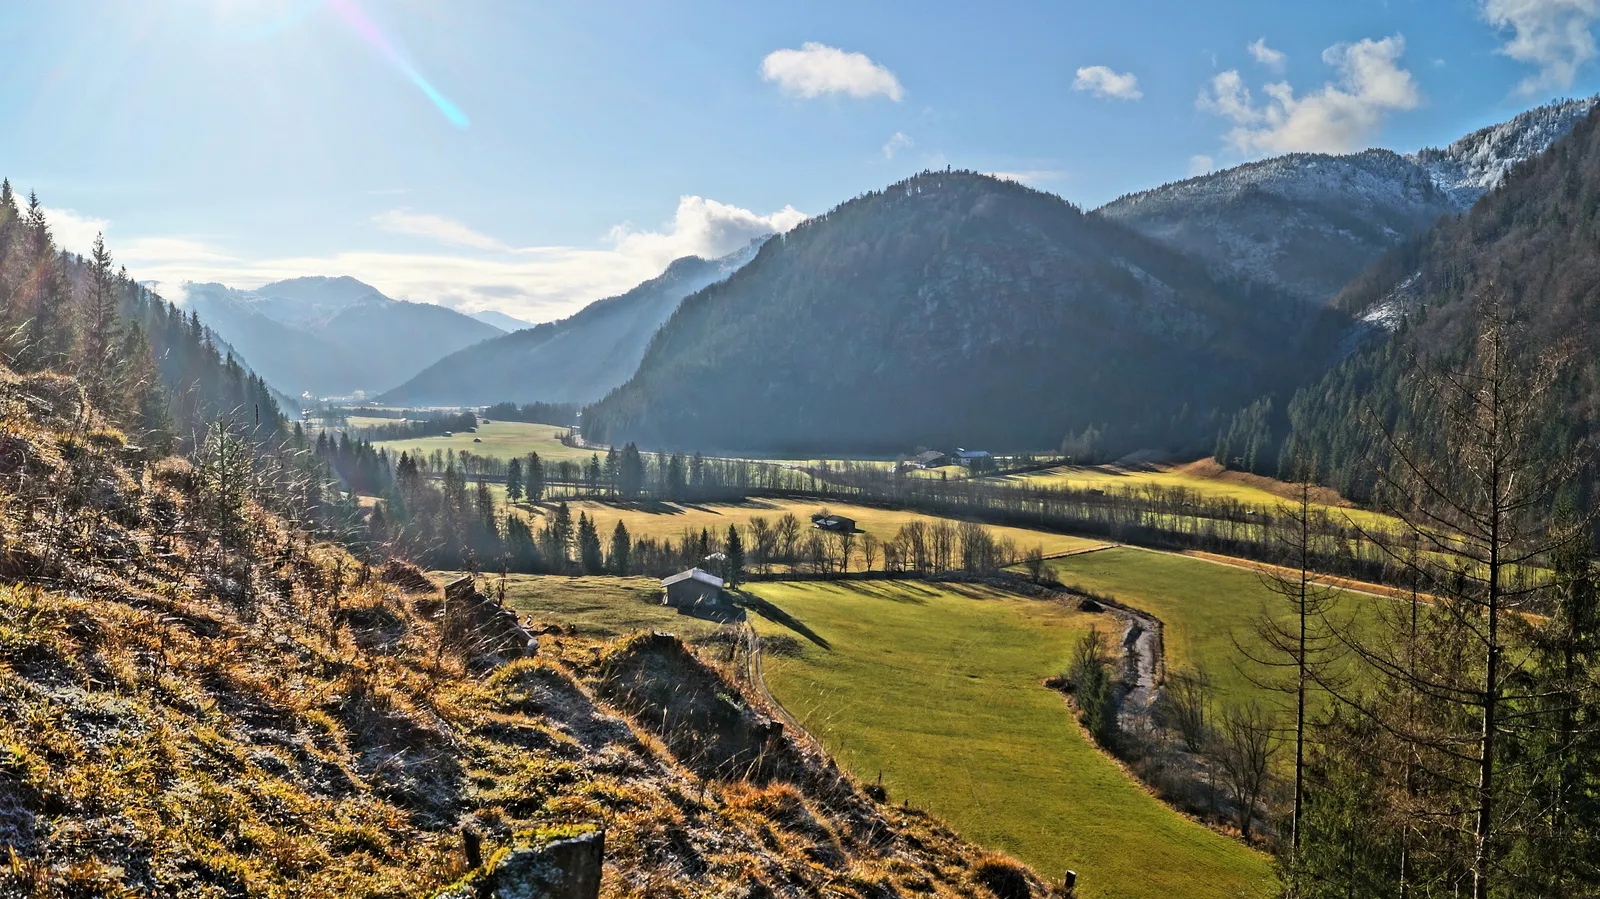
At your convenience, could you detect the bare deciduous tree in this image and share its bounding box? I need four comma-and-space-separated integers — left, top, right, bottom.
1212, 701, 1279, 840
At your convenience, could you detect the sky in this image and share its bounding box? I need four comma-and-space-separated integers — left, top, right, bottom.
3, 0, 1600, 324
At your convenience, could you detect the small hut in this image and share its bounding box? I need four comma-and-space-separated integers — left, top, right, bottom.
661, 568, 725, 609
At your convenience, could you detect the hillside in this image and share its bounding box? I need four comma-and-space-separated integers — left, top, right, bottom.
0, 363, 1061, 899
1272, 100, 1600, 496
0, 181, 288, 451
581, 171, 1308, 456
184, 277, 501, 399
380, 239, 767, 407
469, 308, 535, 332
1097, 98, 1596, 307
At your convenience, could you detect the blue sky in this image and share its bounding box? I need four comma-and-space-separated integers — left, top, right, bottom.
2, 0, 1598, 322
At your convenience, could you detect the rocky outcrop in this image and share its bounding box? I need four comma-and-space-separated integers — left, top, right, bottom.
433, 826, 604, 899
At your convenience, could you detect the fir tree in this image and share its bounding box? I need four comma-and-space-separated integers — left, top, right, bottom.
577, 512, 604, 574
505, 456, 523, 502
609, 521, 631, 575
725, 523, 745, 588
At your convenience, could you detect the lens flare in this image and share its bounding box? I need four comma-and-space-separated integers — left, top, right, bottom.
324, 0, 470, 129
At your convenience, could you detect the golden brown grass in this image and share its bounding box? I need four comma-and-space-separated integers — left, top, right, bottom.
0, 366, 1062, 899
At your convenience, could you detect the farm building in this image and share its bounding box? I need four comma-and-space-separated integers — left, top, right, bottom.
661, 568, 725, 608
953, 449, 992, 468
811, 513, 857, 533
912, 450, 951, 469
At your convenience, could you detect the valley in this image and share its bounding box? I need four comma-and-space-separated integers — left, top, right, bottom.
8, 24, 1600, 895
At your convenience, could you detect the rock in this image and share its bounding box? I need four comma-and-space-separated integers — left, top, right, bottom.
433, 826, 604, 899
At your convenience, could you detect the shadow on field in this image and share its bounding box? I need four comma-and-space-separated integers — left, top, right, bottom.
734, 591, 832, 650
826, 580, 932, 605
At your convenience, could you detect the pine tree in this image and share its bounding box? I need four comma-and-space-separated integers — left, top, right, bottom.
525, 451, 545, 502
609, 521, 631, 575
577, 512, 604, 574
505, 456, 523, 502
77, 233, 124, 411
619, 442, 646, 498
725, 523, 745, 588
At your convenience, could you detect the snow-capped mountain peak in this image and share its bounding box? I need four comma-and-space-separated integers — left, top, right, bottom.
1410, 97, 1599, 206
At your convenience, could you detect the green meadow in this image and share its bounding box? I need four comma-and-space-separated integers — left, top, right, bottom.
372, 420, 596, 464
1044, 547, 1383, 711
746, 580, 1272, 899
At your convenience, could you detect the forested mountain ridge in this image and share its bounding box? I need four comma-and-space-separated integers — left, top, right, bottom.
1230, 101, 1600, 496
0, 179, 287, 452
184, 276, 500, 399
378, 238, 767, 406
582, 170, 1311, 456
1097, 98, 1597, 308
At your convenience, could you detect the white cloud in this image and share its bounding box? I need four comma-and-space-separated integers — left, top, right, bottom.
1188, 154, 1215, 176
1483, 0, 1600, 93
882, 131, 914, 159
1248, 38, 1287, 71
38, 206, 109, 257
1072, 65, 1143, 100
1198, 35, 1420, 155
983, 170, 1065, 185
760, 42, 904, 100
372, 210, 512, 252
100, 196, 808, 323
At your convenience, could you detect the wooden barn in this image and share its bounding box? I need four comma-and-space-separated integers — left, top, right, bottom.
661, 568, 725, 608
811, 512, 856, 533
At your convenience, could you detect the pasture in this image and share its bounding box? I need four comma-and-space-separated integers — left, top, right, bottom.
1044, 547, 1383, 711
745, 580, 1272, 899
995, 460, 1398, 532
371, 420, 596, 464
458, 572, 730, 640
520, 497, 1110, 567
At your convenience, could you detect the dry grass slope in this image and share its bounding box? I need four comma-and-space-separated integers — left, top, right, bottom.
0, 366, 1065, 899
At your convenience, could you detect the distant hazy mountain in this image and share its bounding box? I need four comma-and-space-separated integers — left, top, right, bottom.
1097, 98, 1597, 307
470, 309, 537, 332
581, 172, 1306, 456
183, 276, 500, 398
378, 238, 768, 407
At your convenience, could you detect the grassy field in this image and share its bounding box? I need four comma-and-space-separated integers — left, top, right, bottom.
746, 580, 1272, 899
372, 420, 596, 464
1045, 547, 1382, 711
519, 497, 1109, 566
439, 572, 731, 641
994, 460, 1398, 532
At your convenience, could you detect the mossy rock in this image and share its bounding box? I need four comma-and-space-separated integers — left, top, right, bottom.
433, 824, 604, 899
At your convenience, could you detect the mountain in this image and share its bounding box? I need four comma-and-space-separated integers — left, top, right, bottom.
581, 171, 1310, 456
470, 308, 536, 332
183, 277, 501, 398
1258, 101, 1600, 497
1097, 98, 1598, 307
379, 238, 767, 407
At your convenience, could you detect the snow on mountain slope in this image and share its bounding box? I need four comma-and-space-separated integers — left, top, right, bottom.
1096, 98, 1599, 308
1411, 97, 1599, 205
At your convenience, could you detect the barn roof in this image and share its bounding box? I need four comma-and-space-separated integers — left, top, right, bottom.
661, 568, 724, 588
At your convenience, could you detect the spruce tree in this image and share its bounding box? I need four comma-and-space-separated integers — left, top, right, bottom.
506, 457, 523, 502
609, 521, 631, 575
77, 233, 124, 411
725, 523, 745, 588
577, 512, 603, 574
